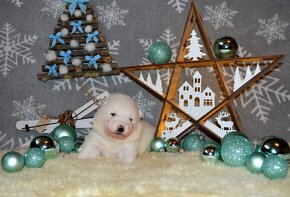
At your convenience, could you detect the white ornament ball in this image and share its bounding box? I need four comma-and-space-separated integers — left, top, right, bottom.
86, 14, 93, 22
60, 14, 69, 22
74, 9, 82, 17
84, 43, 96, 52
45, 50, 57, 62
70, 40, 79, 48
101, 63, 112, 72
60, 28, 69, 37
72, 58, 82, 66
85, 25, 93, 33
59, 65, 68, 75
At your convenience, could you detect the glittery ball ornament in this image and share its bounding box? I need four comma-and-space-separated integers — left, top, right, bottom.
1, 151, 24, 173
148, 41, 172, 64
24, 148, 46, 168
213, 37, 238, 59
181, 133, 205, 151
262, 155, 288, 180
51, 124, 77, 141
150, 137, 166, 152
221, 131, 249, 146
166, 138, 182, 153
221, 135, 254, 167
30, 134, 59, 160
200, 145, 221, 165
256, 136, 290, 160
58, 136, 75, 153
245, 152, 266, 174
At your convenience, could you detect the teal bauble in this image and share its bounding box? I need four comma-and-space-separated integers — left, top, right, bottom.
245, 152, 266, 174
51, 124, 77, 141
1, 151, 24, 173
202, 141, 221, 152
24, 148, 46, 168
150, 137, 166, 152
148, 41, 172, 64
30, 134, 59, 160
166, 138, 181, 153
221, 131, 249, 146
73, 137, 84, 153
58, 136, 75, 153
200, 145, 221, 165
221, 135, 254, 167
256, 136, 290, 160
213, 37, 238, 59
262, 155, 288, 180
181, 133, 205, 151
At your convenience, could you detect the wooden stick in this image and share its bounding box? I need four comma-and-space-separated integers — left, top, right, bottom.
41, 63, 118, 73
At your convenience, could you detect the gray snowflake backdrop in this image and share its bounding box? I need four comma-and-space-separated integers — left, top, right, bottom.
0, 0, 290, 149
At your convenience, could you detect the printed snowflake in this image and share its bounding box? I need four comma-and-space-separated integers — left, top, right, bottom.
0, 23, 38, 77
167, 0, 189, 14
203, 2, 238, 30
11, 95, 47, 120
41, 0, 65, 19
133, 91, 156, 119
52, 40, 131, 95
0, 130, 34, 149
256, 14, 289, 44
288, 114, 290, 131
7, 0, 23, 7
96, 1, 129, 30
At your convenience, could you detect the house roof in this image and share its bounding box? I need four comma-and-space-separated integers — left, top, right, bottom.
178, 81, 192, 91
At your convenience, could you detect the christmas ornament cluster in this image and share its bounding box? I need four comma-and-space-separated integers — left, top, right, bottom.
1, 124, 83, 173
150, 132, 289, 180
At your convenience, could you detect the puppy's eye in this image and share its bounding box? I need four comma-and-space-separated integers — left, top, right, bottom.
111, 113, 116, 116
129, 118, 133, 122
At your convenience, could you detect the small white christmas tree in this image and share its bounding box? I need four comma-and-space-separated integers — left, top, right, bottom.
233, 67, 242, 91
184, 29, 206, 60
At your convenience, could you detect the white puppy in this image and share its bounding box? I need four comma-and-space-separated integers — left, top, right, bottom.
78, 93, 156, 164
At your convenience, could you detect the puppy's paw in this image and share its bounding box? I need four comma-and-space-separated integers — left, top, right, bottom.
78, 144, 100, 160
118, 146, 137, 164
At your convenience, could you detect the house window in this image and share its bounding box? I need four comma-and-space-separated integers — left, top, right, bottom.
204, 99, 212, 106
183, 86, 189, 91
184, 100, 188, 107
194, 97, 200, 106
189, 95, 192, 99
194, 78, 201, 83
181, 95, 184, 99
195, 87, 200, 92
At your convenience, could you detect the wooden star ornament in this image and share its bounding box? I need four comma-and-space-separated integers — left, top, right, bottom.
121, 1, 284, 142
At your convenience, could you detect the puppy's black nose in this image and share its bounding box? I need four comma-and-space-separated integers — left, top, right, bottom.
117, 126, 124, 133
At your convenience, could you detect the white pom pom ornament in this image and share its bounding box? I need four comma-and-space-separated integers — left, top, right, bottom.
74, 9, 82, 17
45, 50, 57, 62
70, 40, 79, 48
101, 63, 113, 72
60, 14, 69, 22
59, 65, 68, 75
84, 43, 96, 52
72, 58, 82, 66
60, 28, 69, 37
86, 14, 93, 22
85, 25, 93, 33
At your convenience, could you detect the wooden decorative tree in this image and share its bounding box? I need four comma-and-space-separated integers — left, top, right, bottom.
121, 0, 285, 142
37, 0, 119, 82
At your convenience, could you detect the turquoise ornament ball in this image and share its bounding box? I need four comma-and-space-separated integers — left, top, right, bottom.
181, 133, 205, 151
30, 134, 59, 160
24, 148, 46, 168
200, 145, 221, 165
221, 131, 249, 145
1, 151, 24, 173
202, 141, 221, 152
51, 124, 77, 141
148, 41, 172, 64
245, 152, 266, 174
213, 37, 238, 59
221, 135, 254, 167
166, 138, 181, 153
262, 155, 288, 180
58, 136, 75, 153
150, 137, 166, 152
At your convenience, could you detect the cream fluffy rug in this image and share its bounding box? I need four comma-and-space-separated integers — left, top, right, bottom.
0, 149, 289, 197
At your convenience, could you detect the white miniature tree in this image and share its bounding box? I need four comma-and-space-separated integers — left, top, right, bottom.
184, 29, 206, 60
233, 67, 242, 91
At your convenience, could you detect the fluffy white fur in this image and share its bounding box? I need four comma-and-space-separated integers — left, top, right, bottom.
78, 94, 155, 164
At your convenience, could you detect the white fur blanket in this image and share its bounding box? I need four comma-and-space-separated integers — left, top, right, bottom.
0, 149, 289, 197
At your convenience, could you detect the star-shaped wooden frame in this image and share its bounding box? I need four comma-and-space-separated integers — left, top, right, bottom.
121, 0, 284, 142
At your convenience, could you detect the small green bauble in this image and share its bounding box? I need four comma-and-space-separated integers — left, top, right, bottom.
262, 155, 288, 180
30, 134, 59, 160
51, 124, 77, 141
221, 135, 254, 167
58, 136, 75, 153
166, 138, 181, 153
213, 37, 238, 59
245, 152, 266, 174
181, 133, 205, 151
24, 148, 46, 168
148, 41, 172, 64
202, 141, 221, 152
200, 145, 221, 165
1, 151, 24, 173
150, 137, 166, 152
73, 137, 84, 153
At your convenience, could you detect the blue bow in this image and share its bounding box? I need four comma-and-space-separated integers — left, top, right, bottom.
71, 20, 84, 34
45, 64, 59, 76
85, 54, 101, 70
49, 32, 65, 48
64, 0, 89, 15
86, 31, 99, 44
59, 50, 72, 65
